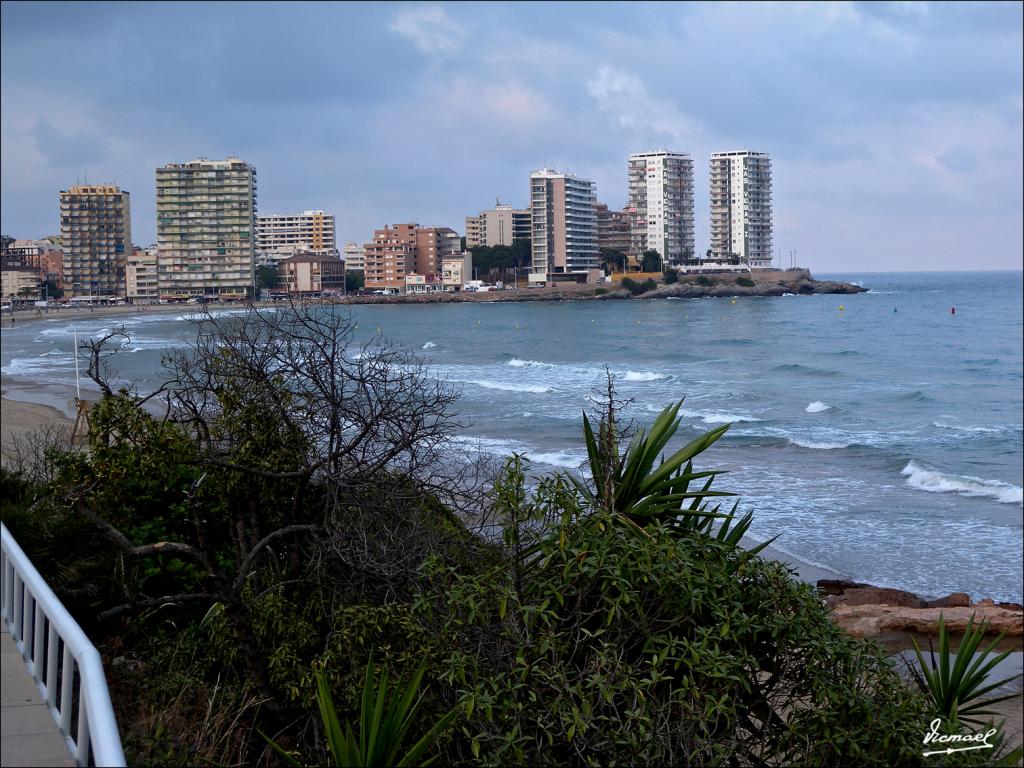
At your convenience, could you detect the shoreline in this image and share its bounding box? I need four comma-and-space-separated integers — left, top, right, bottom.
0, 387, 861, 590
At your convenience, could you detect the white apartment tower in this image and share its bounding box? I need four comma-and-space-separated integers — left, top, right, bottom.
156, 157, 257, 299
342, 242, 364, 272
255, 210, 337, 265
529, 169, 598, 275
627, 151, 694, 263
709, 151, 773, 268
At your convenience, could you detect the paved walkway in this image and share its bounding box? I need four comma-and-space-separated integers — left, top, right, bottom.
1, 626, 75, 767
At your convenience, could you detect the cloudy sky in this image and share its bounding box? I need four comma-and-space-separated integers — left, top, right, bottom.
2, 1, 1021, 272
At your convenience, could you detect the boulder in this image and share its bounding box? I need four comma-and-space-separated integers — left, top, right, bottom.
816, 579, 873, 596
826, 586, 927, 609
925, 592, 972, 608
829, 604, 1024, 639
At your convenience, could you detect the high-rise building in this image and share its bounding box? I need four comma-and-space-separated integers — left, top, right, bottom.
709, 150, 773, 268
627, 151, 694, 264
156, 157, 257, 299
465, 203, 531, 248
529, 169, 598, 275
594, 202, 631, 255
342, 242, 364, 272
362, 224, 459, 292
59, 185, 132, 298
255, 210, 337, 265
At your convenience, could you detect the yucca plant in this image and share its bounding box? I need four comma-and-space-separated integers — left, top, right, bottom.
911, 612, 1023, 729
263, 655, 457, 767
575, 398, 771, 552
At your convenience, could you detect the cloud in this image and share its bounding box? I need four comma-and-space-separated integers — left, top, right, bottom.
389, 6, 464, 53
31, 118, 108, 166
587, 65, 701, 147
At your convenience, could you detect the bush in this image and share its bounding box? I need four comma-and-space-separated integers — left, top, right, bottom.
694, 275, 714, 286
737, 276, 755, 287
593, 288, 607, 296
663, 269, 678, 284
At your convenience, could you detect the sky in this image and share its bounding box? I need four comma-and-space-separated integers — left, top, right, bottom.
1, 1, 1021, 273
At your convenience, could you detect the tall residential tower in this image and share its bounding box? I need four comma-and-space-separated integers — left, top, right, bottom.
156, 157, 257, 299
465, 203, 531, 249
627, 151, 694, 263
59, 185, 132, 298
255, 210, 337, 264
709, 150, 772, 268
529, 169, 598, 276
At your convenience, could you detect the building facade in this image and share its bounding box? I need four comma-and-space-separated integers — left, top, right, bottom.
362, 224, 459, 292
529, 169, 598, 276
1, 266, 41, 301
255, 210, 337, 265
59, 185, 132, 298
441, 252, 472, 290
465, 203, 531, 249
594, 202, 632, 255
156, 157, 257, 299
126, 246, 159, 303
342, 242, 364, 272
709, 150, 773, 268
627, 151, 694, 264
278, 251, 345, 294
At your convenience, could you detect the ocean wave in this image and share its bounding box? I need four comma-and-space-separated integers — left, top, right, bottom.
787, 438, 852, 450
461, 379, 552, 394
422, 341, 437, 349
805, 401, 831, 413
891, 390, 928, 403
932, 421, 1001, 434
529, 450, 588, 469
901, 461, 1023, 505
772, 363, 839, 377
623, 371, 668, 382
686, 409, 763, 425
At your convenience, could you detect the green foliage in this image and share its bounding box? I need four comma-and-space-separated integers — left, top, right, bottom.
694, 275, 714, 286
593, 288, 607, 296
620, 277, 656, 296
598, 248, 628, 274
663, 269, 678, 284
912, 613, 1023, 728
641, 249, 662, 272
346, 270, 365, 292
736, 276, 755, 287
257, 265, 279, 290
265, 657, 457, 767
469, 241, 530, 275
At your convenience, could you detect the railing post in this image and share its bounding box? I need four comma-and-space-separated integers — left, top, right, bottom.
46, 623, 59, 709
60, 645, 73, 734
34, 603, 46, 676
76, 688, 91, 766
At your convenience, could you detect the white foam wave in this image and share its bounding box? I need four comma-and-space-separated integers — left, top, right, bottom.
623, 371, 668, 382
687, 409, 762, 425
462, 379, 552, 394
901, 461, 1023, 505
805, 401, 830, 413
422, 341, 437, 349
529, 450, 588, 469
932, 421, 1000, 434
788, 438, 851, 450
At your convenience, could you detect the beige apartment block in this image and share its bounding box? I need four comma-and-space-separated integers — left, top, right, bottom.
278, 251, 345, 294
156, 157, 257, 299
126, 246, 159, 303
594, 202, 631, 256
441, 252, 473, 290
1, 266, 41, 300
709, 150, 773, 267
256, 210, 337, 265
342, 242, 364, 272
529, 169, 598, 276
60, 185, 132, 298
627, 151, 694, 263
465, 203, 531, 248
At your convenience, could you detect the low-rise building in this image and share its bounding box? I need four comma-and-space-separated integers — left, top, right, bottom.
278, 250, 346, 294
441, 252, 473, 290
126, 246, 159, 303
1, 266, 41, 301
465, 203, 531, 248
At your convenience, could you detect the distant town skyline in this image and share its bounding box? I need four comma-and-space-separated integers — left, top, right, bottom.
2, 1, 1021, 272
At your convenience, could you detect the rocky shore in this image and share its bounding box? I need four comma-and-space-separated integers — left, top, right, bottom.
338, 269, 866, 305
819, 579, 1024, 641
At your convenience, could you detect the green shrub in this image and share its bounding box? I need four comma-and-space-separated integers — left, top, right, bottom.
593, 288, 607, 296
663, 269, 679, 284
694, 275, 713, 286
737, 276, 755, 287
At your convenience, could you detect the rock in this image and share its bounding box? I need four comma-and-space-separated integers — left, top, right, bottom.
998, 602, 1024, 612
826, 587, 927, 609
830, 604, 1024, 639
816, 579, 873, 596
925, 592, 972, 608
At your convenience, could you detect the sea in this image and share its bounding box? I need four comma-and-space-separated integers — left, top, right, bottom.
2, 271, 1022, 602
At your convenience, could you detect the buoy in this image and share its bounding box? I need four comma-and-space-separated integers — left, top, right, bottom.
376, 327, 381, 333
951, 307, 956, 315
894, 308, 898, 313
838, 305, 844, 311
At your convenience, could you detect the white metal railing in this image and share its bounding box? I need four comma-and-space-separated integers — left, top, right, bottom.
1, 523, 126, 767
